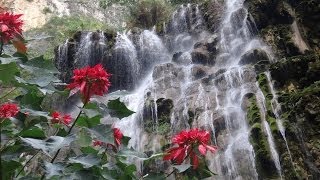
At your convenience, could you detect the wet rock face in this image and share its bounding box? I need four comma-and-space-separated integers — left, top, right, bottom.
239, 48, 270, 65
244, 0, 293, 30
201, 1, 223, 33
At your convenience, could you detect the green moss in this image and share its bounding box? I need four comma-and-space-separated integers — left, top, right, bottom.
246, 95, 279, 178
26, 15, 113, 59
128, 0, 174, 29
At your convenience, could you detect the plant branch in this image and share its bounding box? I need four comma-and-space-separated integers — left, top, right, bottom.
15, 151, 40, 178
16, 128, 59, 178
50, 103, 85, 164
0, 38, 3, 56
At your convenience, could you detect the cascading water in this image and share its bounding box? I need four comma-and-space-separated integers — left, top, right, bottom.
265, 71, 296, 171
54, 0, 296, 179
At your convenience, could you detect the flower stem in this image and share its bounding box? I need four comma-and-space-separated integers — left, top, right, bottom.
15, 151, 40, 178
0, 38, 3, 56
16, 128, 59, 178
50, 103, 85, 163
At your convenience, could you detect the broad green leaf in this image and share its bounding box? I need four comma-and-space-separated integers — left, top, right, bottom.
0, 62, 19, 85
19, 89, 44, 110
20, 108, 50, 119
19, 126, 46, 138
87, 124, 113, 144
69, 154, 100, 168
117, 147, 148, 161
0, 56, 21, 64
20, 135, 76, 157
77, 129, 92, 147
1, 160, 22, 180
76, 115, 101, 128
45, 162, 64, 178
172, 164, 191, 173
107, 98, 135, 119
81, 147, 98, 155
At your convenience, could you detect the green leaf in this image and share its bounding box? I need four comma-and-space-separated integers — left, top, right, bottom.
107, 98, 135, 119
87, 124, 113, 144
81, 147, 98, 155
1, 160, 22, 179
20, 135, 76, 157
19, 89, 44, 110
76, 115, 101, 128
45, 162, 64, 178
69, 154, 100, 168
0, 62, 19, 85
122, 136, 131, 147
77, 129, 92, 147
0, 56, 21, 64
172, 164, 191, 173
117, 147, 148, 160
19, 126, 46, 138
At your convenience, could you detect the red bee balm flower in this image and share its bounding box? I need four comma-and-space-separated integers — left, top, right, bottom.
0, 103, 19, 118
67, 64, 111, 103
113, 128, 123, 147
163, 128, 218, 169
51, 111, 72, 126
0, 12, 23, 43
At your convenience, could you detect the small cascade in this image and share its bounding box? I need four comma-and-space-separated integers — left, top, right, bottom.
256, 87, 282, 178
265, 71, 295, 170
111, 32, 139, 90
55, 40, 69, 72
75, 31, 106, 67
138, 29, 170, 74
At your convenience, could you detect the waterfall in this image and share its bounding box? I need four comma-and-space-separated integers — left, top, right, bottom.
256, 87, 283, 178
265, 71, 296, 171
75, 31, 106, 67
54, 1, 292, 179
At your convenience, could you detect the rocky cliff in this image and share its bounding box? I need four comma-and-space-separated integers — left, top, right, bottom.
35, 0, 320, 179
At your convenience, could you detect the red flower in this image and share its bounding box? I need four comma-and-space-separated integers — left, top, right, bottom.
0, 103, 19, 118
51, 111, 72, 126
113, 128, 123, 147
93, 140, 104, 147
67, 64, 111, 103
163, 128, 218, 169
0, 12, 23, 43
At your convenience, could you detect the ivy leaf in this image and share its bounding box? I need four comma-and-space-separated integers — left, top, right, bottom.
20, 135, 76, 157
172, 164, 191, 173
69, 154, 100, 168
0, 62, 19, 85
107, 98, 135, 119
19, 126, 46, 138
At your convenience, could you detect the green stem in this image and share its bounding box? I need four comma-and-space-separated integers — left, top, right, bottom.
15, 151, 40, 178
49, 103, 85, 164
0, 38, 3, 56
16, 128, 59, 178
